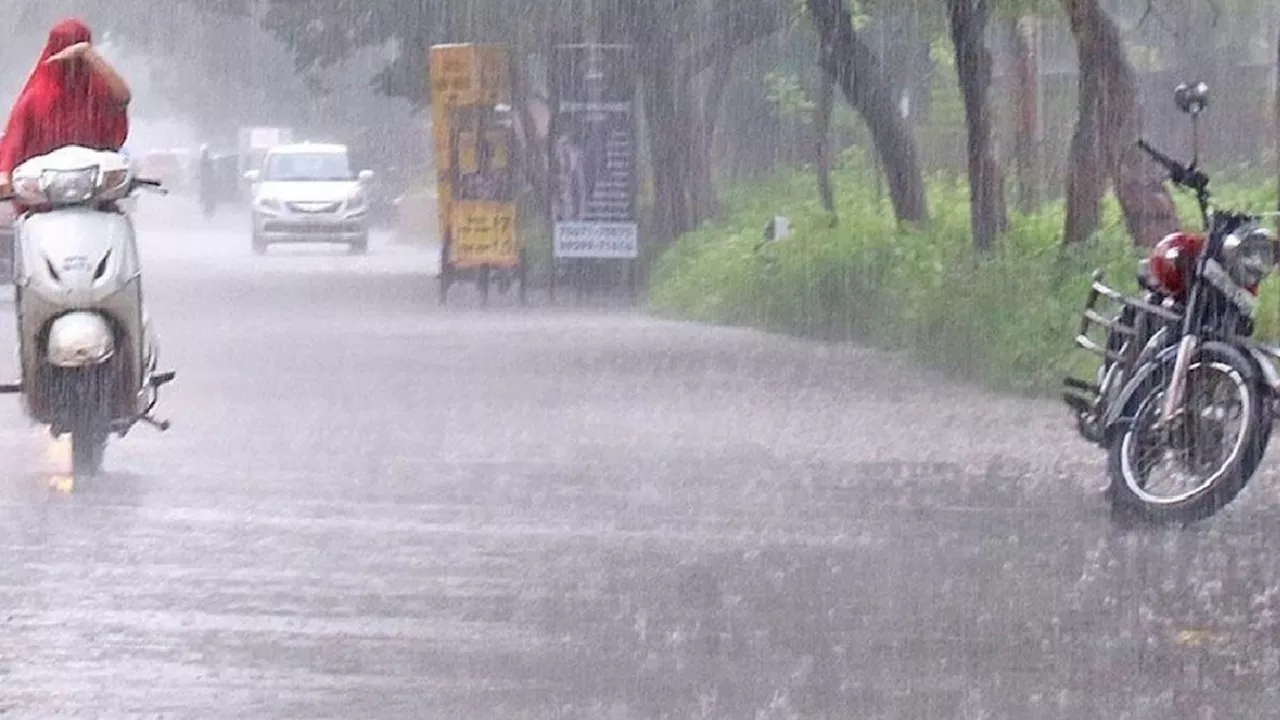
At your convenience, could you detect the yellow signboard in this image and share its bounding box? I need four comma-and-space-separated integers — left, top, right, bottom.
449, 201, 517, 268
429, 44, 510, 109
429, 43, 519, 269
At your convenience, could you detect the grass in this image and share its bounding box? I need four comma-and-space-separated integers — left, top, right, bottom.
648, 148, 1280, 395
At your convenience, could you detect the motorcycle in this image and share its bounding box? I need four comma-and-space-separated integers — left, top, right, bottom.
0, 145, 176, 477
1064, 81, 1280, 524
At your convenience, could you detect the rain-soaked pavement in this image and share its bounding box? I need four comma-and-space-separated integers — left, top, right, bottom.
4, 203, 1280, 718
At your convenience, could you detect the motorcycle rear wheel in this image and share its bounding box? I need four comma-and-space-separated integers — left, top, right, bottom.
1107, 344, 1270, 525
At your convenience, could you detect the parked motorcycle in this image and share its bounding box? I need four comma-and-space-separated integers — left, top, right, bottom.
0, 145, 176, 477
1064, 82, 1280, 524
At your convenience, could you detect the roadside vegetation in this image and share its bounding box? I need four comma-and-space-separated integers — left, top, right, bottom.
650, 148, 1280, 394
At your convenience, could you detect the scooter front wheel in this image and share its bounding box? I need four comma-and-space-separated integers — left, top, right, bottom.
70, 426, 107, 478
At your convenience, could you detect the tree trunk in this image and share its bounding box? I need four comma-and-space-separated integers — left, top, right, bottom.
1063, 55, 1105, 245
510, 51, 549, 219
815, 62, 837, 221
1060, 0, 1177, 247
621, 0, 779, 247
641, 55, 695, 248
807, 0, 928, 225
691, 51, 732, 222
1011, 14, 1040, 214
946, 0, 1006, 251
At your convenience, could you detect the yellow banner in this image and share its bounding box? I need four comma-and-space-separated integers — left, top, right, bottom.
429, 44, 509, 109
450, 201, 518, 267
429, 44, 516, 268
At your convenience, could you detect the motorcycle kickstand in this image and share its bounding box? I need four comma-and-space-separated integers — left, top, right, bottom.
139, 415, 171, 432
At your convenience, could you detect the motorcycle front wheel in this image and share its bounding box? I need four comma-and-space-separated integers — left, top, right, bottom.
1107, 344, 1270, 525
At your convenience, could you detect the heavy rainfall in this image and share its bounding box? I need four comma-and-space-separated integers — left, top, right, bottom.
2, 0, 1280, 717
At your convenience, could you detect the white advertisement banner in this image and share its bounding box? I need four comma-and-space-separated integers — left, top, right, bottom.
554, 221, 639, 259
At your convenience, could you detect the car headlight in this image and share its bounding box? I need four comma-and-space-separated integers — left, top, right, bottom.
255, 196, 283, 214
1224, 227, 1278, 287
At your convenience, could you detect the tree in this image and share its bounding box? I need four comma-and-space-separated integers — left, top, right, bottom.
814, 62, 837, 221
607, 0, 785, 246
945, 0, 1006, 250
806, 0, 929, 225
1009, 13, 1040, 214
1059, 0, 1177, 247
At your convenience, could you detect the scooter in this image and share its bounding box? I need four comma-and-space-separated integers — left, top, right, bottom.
0, 145, 176, 476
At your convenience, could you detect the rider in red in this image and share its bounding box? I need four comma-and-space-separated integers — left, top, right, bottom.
0, 18, 132, 190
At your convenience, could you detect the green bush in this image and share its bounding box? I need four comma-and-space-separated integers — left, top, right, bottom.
649, 153, 1280, 395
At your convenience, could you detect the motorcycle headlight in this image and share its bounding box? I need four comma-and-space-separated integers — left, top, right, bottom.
1224, 227, 1278, 287
39, 167, 99, 205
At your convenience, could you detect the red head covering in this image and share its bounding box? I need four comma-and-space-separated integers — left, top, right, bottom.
0, 18, 128, 174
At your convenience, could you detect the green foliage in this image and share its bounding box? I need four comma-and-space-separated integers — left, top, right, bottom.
649, 152, 1280, 395
763, 71, 816, 123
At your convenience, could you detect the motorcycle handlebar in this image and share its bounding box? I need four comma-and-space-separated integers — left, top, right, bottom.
1137, 139, 1209, 193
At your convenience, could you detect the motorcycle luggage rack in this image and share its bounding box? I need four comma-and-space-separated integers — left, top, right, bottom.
1062, 269, 1182, 415
1072, 270, 1181, 362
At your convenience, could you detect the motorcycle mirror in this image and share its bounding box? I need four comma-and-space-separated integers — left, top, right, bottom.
1174, 81, 1209, 116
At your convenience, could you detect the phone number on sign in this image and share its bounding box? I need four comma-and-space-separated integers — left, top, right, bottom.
558, 239, 635, 252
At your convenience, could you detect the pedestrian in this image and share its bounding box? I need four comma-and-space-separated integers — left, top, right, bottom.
198, 144, 218, 218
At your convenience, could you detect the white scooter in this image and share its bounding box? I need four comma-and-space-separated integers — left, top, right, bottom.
0, 145, 175, 476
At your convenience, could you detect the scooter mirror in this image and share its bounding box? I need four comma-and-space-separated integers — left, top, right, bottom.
1174, 82, 1209, 116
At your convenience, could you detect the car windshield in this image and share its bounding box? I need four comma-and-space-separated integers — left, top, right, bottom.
263, 152, 352, 181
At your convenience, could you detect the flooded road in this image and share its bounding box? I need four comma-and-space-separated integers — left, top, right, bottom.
3, 206, 1280, 718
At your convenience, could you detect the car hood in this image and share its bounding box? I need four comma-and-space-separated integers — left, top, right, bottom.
255, 181, 360, 203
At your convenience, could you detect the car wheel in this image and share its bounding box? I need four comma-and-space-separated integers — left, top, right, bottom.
348, 236, 369, 255
252, 233, 268, 255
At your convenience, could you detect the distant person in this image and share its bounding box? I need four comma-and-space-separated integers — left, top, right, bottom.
198, 144, 218, 218
0, 18, 131, 193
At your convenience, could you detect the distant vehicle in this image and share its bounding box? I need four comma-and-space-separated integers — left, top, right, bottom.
137, 149, 190, 194
237, 126, 293, 201
243, 142, 374, 255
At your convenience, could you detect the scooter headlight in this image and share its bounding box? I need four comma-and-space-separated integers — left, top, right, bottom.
1224, 227, 1278, 287
39, 167, 99, 205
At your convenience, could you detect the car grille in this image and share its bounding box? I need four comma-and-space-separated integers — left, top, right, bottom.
285, 201, 342, 214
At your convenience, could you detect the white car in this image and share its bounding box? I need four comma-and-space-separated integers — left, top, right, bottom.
244, 143, 374, 255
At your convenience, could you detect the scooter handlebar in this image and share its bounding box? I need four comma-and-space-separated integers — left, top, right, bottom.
0, 176, 166, 203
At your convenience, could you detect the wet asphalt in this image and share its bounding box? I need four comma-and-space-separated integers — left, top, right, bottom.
3, 202, 1280, 718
